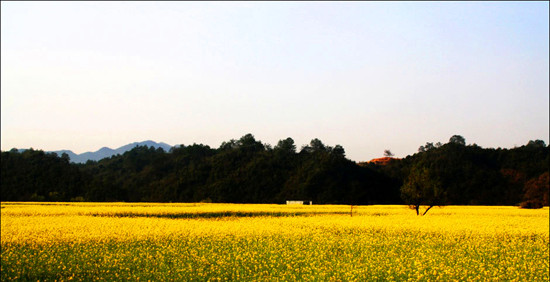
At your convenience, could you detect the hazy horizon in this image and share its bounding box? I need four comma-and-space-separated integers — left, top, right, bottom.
2, 135, 547, 159
2, 2, 548, 162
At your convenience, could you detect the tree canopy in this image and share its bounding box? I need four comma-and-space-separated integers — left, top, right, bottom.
1, 134, 548, 211
401, 164, 446, 215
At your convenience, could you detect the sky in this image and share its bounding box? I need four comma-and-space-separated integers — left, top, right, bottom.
1, 1, 548, 162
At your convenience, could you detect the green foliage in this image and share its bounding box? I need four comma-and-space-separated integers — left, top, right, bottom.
401, 164, 446, 215
1, 135, 548, 206
274, 137, 296, 154
449, 135, 466, 146
1, 149, 85, 201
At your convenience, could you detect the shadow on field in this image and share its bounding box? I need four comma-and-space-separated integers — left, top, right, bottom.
90, 211, 351, 219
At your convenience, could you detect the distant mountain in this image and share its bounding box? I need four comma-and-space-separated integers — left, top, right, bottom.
51, 140, 173, 163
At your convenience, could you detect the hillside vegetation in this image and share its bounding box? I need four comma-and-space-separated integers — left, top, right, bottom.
1, 134, 548, 207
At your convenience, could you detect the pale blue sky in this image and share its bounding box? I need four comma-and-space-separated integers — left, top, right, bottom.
1, 1, 548, 161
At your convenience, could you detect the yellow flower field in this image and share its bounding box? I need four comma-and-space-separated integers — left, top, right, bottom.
1, 202, 548, 281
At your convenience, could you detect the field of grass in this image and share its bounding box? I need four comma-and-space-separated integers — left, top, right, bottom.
1, 202, 548, 281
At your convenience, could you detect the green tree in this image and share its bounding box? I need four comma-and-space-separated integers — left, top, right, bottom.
274, 137, 296, 154
449, 135, 466, 146
401, 164, 446, 215
301, 138, 328, 154
526, 140, 546, 148
61, 152, 70, 163
236, 133, 264, 152
331, 145, 345, 158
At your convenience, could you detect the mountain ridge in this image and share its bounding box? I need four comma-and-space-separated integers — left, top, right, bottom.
50, 141, 173, 163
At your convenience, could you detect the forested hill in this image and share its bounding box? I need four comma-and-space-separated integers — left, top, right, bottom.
1, 134, 548, 207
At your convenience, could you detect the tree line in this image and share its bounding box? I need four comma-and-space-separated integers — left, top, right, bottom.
1, 134, 548, 209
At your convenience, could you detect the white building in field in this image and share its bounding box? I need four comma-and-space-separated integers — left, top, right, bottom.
286, 200, 312, 205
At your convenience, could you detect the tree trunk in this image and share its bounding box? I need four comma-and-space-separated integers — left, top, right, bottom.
415, 205, 419, 215
422, 205, 434, 216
